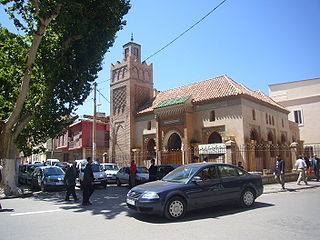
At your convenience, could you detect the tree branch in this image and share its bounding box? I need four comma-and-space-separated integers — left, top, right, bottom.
5, 2, 62, 133
63, 34, 84, 49
30, 0, 40, 17
12, 115, 33, 140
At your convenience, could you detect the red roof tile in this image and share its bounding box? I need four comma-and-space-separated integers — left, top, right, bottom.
138, 75, 288, 114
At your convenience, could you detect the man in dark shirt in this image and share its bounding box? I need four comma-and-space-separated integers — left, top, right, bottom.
82, 157, 94, 206
274, 155, 285, 190
148, 159, 157, 181
64, 161, 79, 202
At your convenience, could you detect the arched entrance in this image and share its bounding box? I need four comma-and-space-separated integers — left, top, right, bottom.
207, 132, 223, 160
162, 131, 183, 165
146, 139, 156, 160
167, 133, 182, 150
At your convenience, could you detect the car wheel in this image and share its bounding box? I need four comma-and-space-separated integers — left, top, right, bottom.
164, 196, 186, 220
240, 188, 255, 208
116, 178, 121, 186
41, 183, 47, 192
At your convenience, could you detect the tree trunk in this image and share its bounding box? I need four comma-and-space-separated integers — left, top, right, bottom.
0, 131, 21, 196
2, 158, 21, 196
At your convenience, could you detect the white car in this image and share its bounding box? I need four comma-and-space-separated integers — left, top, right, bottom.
100, 163, 119, 184
78, 160, 108, 189
116, 166, 149, 186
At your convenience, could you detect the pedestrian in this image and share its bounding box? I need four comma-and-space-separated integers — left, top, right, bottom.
237, 161, 244, 169
312, 154, 320, 182
129, 160, 137, 188
304, 154, 311, 180
148, 159, 157, 181
274, 155, 285, 189
295, 155, 308, 185
82, 157, 94, 206
64, 161, 79, 202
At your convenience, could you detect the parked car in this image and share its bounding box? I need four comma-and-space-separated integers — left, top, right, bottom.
155, 164, 180, 180
54, 161, 69, 172
45, 159, 60, 166
116, 166, 149, 186
18, 163, 43, 185
78, 160, 107, 189
126, 163, 263, 220
100, 163, 119, 183
30, 166, 66, 191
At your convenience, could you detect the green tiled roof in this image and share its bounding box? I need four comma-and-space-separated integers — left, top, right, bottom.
155, 95, 191, 109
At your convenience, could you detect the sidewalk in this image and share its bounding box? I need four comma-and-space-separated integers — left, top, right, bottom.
263, 179, 320, 194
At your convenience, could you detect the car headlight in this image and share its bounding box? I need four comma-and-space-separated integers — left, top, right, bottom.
141, 191, 160, 199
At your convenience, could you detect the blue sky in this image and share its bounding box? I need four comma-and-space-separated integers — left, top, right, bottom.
1, 0, 319, 118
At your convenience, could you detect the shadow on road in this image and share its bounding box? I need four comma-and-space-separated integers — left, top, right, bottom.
30, 185, 130, 220
129, 201, 274, 224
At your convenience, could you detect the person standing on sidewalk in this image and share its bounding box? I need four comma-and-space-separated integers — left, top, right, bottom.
82, 157, 94, 206
64, 161, 79, 202
295, 155, 308, 185
312, 154, 320, 182
148, 159, 157, 182
129, 160, 137, 188
274, 155, 285, 189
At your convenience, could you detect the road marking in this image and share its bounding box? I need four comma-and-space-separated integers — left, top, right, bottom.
10, 209, 62, 216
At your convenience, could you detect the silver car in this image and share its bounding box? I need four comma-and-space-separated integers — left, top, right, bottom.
116, 166, 149, 186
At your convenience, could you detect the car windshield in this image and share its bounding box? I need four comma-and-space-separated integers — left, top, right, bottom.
162, 165, 202, 183
137, 167, 148, 173
43, 167, 64, 176
101, 165, 119, 171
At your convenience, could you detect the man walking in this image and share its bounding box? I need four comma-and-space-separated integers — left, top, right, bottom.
295, 155, 308, 185
64, 161, 79, 202
148, 159, 157, 182
82, 157, 94, 206
312, 154, 320, 182
274, 155, 285, 189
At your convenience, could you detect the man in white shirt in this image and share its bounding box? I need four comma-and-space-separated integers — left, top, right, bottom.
295, 155, 308, 185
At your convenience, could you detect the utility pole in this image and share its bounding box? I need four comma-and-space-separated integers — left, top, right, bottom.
92, 82, 97, 161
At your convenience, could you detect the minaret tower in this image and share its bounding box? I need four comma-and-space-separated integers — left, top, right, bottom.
109, 38, 153, 163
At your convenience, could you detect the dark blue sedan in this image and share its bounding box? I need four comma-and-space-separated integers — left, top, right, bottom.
126, 163, 263, 220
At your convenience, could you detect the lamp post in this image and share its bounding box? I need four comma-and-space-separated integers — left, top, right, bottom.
92, 82, 97, 161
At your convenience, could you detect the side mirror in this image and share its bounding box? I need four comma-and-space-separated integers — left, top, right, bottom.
192, 176, 202, 183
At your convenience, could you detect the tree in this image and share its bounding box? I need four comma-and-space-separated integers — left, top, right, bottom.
0, 0, 130, 195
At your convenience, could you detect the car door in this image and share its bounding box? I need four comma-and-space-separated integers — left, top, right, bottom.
217, 165, 243, 201
186, 166, 223, 208
30, 168, 40, 188
118, 167, 129, 184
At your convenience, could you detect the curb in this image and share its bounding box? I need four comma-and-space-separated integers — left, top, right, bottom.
263, 183, 320, 194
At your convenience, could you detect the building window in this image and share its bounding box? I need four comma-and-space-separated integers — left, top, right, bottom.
266, 113, 268, 124
124, 48, 129, 58
269, 115, 272, 125
147, 121, 151, 130
293, 110, 303, 126
252, 109, 256, 120
272, 116, 275, 126
282, 119, 284, 128
210, 111, 215, 122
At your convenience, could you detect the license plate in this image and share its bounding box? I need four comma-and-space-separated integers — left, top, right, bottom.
126, 198, 135, 205
94, 181, 101, 184
56, 182, 64, 185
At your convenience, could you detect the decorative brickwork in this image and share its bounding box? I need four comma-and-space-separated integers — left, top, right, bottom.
112, 86, 126, 115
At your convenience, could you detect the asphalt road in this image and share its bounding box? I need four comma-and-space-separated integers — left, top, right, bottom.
1, 185, 319, 240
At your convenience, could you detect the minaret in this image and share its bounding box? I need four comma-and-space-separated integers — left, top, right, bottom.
109, 39, 153, 164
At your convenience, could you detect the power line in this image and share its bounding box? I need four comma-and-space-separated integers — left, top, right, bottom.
143, 0, 227, 62
96, 88, 110, 103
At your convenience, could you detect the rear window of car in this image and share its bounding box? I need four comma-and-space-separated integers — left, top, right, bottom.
218, 166, 239, 178
137, 167, 148, 173
43, 167, 64, 176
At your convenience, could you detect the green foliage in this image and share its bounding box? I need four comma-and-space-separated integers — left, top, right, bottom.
0, 0, 130, 156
